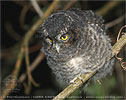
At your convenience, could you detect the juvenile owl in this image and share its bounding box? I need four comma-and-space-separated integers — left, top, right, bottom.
38, 8, 114, 86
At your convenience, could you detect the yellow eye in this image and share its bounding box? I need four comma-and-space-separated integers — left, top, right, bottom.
61, 35, 68, 41
46, 38, 53, 44
49, 39, 53, 43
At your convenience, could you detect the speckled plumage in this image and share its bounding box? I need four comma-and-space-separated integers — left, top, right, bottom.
38, 8, 114, 86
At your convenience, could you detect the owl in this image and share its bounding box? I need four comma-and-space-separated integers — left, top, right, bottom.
37, 8, 115, 86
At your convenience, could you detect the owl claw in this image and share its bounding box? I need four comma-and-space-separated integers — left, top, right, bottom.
70, 74, 83, 84
70, 77, 78, 84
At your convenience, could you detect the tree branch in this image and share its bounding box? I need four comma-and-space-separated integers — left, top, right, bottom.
53, 34, 126, 100
30, 0, 43, 17
105, 15, 125, 28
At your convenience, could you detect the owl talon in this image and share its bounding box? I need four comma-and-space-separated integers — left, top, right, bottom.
70, 74, 83, 84
70, 77, 78, 84
78, 75, 84, 83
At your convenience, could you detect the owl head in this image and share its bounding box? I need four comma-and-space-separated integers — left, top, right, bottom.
37, 9, 101, 60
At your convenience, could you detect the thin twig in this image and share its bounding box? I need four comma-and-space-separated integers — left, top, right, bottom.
0, 42, 41, 59
96, 1, 122, 16
24, 43, 39, 94
53, 34, 126, 100
12, 0, 47, 12
30, 0, 43, 17
29, 43, 42, 53
105, 15, 125, 28
115, 26, 126, 70
117, 25, 126, 42
24, 43, 39, 88
5, 22, 22, 41
18, 52, 45, 83
19, 4, 30, 30
1, 0, 59, 99
1, 44, 20, 59
63, 0, 77, 10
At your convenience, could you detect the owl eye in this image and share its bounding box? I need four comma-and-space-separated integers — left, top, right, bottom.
45, 38, 53, 44
60, 34, 69, 41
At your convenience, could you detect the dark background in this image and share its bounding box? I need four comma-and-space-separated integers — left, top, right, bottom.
1, 0, 126, 100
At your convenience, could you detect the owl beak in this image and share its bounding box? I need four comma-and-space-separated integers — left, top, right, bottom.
55, 44, 60, 53
52, 42, 61, 53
